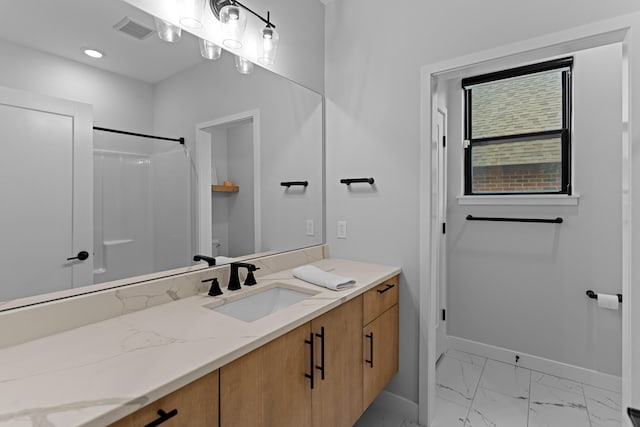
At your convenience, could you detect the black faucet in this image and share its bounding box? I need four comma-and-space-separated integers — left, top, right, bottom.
193, 255, 216, 266
228, 262, 259, 291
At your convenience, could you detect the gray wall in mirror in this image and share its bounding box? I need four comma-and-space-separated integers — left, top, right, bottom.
0, 0, 324, 307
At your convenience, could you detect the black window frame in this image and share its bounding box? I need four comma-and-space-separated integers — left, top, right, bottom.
462, 57, 573, 196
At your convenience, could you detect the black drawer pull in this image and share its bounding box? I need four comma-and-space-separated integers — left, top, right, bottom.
305, 333, 314, 389
315, 326, 325, 380
365, 332, 374, 367
145, 409, 178, 427
377, 284, 395, 294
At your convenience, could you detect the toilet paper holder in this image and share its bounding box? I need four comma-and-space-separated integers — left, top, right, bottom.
586, 290, 622, 303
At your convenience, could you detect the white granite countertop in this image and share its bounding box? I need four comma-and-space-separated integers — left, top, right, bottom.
0, 259, 400, 427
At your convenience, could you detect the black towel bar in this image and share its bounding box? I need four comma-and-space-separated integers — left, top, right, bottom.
466, 215, 563, 224
280, 181, 308, 188
340, 177, 374, 185
586, 290, 622, 303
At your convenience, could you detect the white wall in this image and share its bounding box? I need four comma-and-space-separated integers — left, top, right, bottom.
0, 39, 153, 133
325, 0, 640, 404
446, 44, 622, 376
227, 122, 255, 257
153, 52, 323, 256
212, 128, 231, 255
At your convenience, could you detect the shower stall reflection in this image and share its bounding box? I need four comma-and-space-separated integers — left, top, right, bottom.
93, 130, 190, 283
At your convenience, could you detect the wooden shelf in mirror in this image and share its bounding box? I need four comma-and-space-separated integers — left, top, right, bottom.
212, 185, 239, 193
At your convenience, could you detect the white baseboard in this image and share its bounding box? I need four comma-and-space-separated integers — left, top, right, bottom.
369, 390, 419, 422
447, 336, 622, 393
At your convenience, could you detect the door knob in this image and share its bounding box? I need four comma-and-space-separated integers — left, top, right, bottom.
67, 251, 89, 261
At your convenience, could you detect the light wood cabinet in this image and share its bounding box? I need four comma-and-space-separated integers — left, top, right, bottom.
220, 296, 367, 427
220, 323, 312, 427
109, 370, 218, 427
362, 276, 400, 410
311, 296, 363, 427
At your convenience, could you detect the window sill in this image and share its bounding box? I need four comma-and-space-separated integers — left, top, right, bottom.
457, 194, 580, 206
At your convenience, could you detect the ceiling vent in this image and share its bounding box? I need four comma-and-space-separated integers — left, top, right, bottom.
113, 17, 155, 40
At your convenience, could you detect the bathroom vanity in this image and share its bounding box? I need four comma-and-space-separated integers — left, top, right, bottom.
0, 247, 399, 426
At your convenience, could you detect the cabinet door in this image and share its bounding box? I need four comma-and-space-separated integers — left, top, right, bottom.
110, 370, 218, 427
220, 323, 312, 427
363, 304, 399, 409
311, 296, 363, 427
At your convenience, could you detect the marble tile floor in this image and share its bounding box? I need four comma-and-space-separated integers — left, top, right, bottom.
354, 349, 622, 427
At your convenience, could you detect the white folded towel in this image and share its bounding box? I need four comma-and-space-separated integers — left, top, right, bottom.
292, 265, 356, 291
215, 256, 235, 265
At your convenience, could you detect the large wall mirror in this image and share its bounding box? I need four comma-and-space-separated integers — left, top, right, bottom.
0, 0, 324, 309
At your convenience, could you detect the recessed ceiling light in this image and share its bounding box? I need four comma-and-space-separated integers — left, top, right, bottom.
83, 48, 104, 59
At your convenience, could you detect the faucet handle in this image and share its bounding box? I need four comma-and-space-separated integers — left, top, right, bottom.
244, 270, 258, 286
202, 277, 223, 296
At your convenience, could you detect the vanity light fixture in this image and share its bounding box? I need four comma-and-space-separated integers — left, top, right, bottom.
210, 0, 279, 64
258, 22, 278, 65
218, 3, 247, 49
179, 0, 206, 29
83, 48, 103, 58
154, 17, 182, 42
199, 38, 222, 60
234, 55, 254, 74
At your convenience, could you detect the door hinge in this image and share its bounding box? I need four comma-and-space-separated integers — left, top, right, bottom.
442, 309, 446, 321
442, 222, 446, 234
442, 135, 446, 148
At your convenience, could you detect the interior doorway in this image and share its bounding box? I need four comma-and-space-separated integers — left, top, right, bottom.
195, 110, 261, 258
419, 19, 636, 427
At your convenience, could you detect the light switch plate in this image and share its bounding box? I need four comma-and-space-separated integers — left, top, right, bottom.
337, 221, 347, 239
306, 219, 314, 236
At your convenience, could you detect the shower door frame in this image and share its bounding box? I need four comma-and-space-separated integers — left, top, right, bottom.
419, 14, 639, 427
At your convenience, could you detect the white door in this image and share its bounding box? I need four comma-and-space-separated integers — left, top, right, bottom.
435, 107, 448, 360
0, 86, 93, 301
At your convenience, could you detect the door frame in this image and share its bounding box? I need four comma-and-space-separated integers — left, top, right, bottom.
195, 109, 262, 256
434, 106, 447, 361
419, 14, 639, 427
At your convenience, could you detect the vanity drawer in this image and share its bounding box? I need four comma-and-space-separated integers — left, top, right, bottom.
363, 275, 399, 325
109, 370, 218, 427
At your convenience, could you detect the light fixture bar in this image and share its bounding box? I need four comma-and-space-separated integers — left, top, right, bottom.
210, 0, 275, 28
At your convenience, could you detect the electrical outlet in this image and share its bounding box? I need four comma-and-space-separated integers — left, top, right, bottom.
306, 219, 314, 236
337, 221, 347, 239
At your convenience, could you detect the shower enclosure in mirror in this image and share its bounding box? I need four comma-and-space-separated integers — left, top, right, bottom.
0, 0, 323, 307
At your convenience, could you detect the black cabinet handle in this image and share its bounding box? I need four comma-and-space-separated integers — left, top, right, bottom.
365, 333, 374, 367
145, 409, 178, 427
377, 283, 395, 294
66, 251, 89, 261
305, 333, 314, 389
315, 326, 325, 380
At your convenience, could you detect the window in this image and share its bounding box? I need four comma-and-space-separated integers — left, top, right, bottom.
462, 58, 573, 195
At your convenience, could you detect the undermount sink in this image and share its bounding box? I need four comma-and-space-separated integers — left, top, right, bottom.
205, 284, 318, 322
